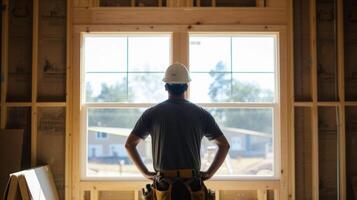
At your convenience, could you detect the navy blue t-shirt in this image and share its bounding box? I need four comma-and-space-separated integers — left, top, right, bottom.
131, 98, 224, 172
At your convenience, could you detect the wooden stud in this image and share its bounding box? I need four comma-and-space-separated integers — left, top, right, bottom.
5, 103, 33, 107
274, 189, 279, 200
1, 0, 9, 129
212, 0, 216, 7
256, 0, 266, 7
72, 32, 82, 200
31, 0, 40, 167
288, 0, 294, 198
310, 0, 319, 199
294, 102, 313, 107
91, 187, 97, 200
317, 102, 340, 107
346, 102, 357, 106
65, 0, 73, 199
257, 189, 267, 200
337, 0, 346, 199
215, 190, 220, 200
134, 190, 139, 200
278, 28, 290, 200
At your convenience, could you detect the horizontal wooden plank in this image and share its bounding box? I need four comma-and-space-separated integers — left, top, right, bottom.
294, 102, 313, 107
73, 7, 288, 25
5, 102, 32, 107
317, 102, 340, 107
74, 24, 285, 33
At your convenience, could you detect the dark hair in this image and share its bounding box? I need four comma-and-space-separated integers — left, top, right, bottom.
165, 83, 188, 96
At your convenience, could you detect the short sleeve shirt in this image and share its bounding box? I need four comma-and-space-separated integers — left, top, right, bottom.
131, 98, 224, 172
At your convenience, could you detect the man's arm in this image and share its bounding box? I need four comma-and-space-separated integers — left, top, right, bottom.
125, 133, 155, 180
202, 135, 230, 180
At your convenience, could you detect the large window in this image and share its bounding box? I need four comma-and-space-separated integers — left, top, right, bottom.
82, 33, 278, 179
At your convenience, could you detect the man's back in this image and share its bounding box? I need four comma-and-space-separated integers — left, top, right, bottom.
132, 98, 223, 172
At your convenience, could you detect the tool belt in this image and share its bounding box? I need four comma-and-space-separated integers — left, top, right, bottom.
142, 169, 215, 200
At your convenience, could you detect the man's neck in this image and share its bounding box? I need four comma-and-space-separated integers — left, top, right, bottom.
168, 94, 185, 100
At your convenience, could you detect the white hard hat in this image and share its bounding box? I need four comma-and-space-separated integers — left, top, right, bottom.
162, 63, 191, 84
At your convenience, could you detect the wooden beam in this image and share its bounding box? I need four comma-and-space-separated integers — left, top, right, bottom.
317, 102, 340, 107
65, 0, 74, 199
5, 103, 33, 107
73, 24, 286, 33
294, 102, 313, 107
288, 0, 295, 198
310, 0, 319, 199
1, 0, 9, 129
256, 0, 266, 7
278, 27, 290, 200
73, 8, 288, 25
72, 32, 82, 200
31, 0, 40, 167
346, 102, 357, 106
337, 0, 346, 199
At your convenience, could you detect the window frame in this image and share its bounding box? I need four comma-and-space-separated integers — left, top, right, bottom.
78, 28, 284, 181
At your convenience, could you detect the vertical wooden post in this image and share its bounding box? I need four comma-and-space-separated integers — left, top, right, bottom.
65, 0, 73, 199
31, 0, 39, 167
72, 32, 82, 200
256, 0, 266, 7
257, 189, 267, 200
337, 0, 346, 199
310, 0, 319, 199
215, 190, 220, 200
212, 0, 216, 7
134, 190, 139, 200
288, 0, 295, 198
1, 0, 9, 129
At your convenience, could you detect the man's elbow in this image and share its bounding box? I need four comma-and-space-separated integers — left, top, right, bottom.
125, 140, 135, 150
223, 142, 230, 151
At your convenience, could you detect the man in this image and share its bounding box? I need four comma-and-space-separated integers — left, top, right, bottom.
125, 63, 230, 200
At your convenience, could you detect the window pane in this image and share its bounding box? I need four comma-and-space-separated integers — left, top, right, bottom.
189, 73, 232, 103
232, 36, 276, 72
232, 73, 275, 102
87, 108, 153, 177
85, 73, 127, 102
84, 36, 127, 72
128, 73, 166, 103
128, 36, 170, 72
201, 108, 274, 176
189, 37, 231, 72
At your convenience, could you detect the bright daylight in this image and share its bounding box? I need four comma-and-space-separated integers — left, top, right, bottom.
83, 33, 277, 178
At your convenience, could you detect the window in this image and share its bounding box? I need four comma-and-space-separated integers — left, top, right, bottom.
189, 34, 277, 177
81, 33, 279, 179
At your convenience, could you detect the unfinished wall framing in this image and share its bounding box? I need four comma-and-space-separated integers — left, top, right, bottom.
293, 0, 357, 199
10, 0, 357, 199
0, 0, 69, 199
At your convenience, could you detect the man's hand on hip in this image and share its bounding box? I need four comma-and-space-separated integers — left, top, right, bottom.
201, 171, 213, 181
144, 171, 156, 181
